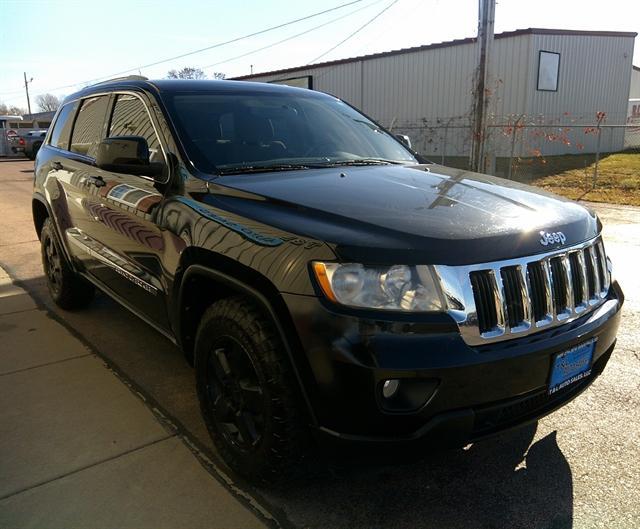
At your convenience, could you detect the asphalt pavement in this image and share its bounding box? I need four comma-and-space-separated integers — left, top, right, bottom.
0, 158, 638, 529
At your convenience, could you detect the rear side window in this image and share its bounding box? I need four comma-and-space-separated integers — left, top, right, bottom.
70, 96, 109, 158
109, 94, 162, 162
49, 102, 77, 150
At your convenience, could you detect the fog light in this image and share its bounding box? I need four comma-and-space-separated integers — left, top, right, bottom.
379, 378, 439, 412
382, 379, 400, 399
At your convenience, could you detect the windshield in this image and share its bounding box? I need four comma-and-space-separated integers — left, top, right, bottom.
163, 90, 417, 173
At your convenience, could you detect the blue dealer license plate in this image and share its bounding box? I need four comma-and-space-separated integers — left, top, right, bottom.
548, 339, 596, 395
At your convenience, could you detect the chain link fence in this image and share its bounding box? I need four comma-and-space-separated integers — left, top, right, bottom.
390, 114, 640, 189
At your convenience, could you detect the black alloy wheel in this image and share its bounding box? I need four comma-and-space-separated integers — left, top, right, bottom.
194, 296, 308, 483
40, 218, 95, 310
42, 224, 64, 297
204, 335, 266, 451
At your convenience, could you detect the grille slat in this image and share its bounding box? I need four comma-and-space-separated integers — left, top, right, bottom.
518, 265, 533, 326
501, 267, 525, 328
470, 271, 497, 334
541, 260, 554, 319
561, 254, 575, 313
527, 262, 548, 322
568, 252, 584, 307
574, 251, 589, 307
588, 246, 602, 297
595, 242, 609, 294
550, 257, 568, 313
584, 248, 596, 299
468, 238, 609, 341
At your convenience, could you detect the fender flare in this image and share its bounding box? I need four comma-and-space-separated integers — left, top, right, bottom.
32, 192, 76, 268
179, 264, 318, 426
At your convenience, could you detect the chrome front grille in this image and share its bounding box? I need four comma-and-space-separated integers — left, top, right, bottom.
434, 238, 611, 345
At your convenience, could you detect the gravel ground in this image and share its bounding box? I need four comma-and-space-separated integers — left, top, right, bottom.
0, 159, 638, 529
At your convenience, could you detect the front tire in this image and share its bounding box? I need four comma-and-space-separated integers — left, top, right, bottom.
41, 218, 95, 310
195, 296, 308, 483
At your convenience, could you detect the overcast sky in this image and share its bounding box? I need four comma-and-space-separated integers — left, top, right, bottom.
1, 0, 638, 111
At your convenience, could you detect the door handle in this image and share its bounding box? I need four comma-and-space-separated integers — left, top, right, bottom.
87, 175, 106, 188
52, 161, 63, 170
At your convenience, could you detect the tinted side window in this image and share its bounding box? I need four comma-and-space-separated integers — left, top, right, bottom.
109, 95, 162, 162
49, 102, 77, 150
70, 96, 109, 158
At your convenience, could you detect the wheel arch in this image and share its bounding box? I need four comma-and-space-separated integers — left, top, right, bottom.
32, 193, 78, 271
32, 194, 50, 239
173, 247, 318, 425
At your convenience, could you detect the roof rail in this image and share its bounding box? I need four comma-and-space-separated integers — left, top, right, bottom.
86, 75, 149, 88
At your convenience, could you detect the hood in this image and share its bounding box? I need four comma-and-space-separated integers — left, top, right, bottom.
204, 164, 599, 265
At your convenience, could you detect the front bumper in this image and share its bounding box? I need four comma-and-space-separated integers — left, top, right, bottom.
282, 280, 623, 448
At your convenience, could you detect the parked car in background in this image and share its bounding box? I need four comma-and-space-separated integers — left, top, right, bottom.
13, 130, 47, 160
0, 115, 23, 157
33, 77, 624, 483
0, 111, 53, 158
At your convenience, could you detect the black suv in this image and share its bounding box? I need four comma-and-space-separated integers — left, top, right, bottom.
33, 77, 623, 481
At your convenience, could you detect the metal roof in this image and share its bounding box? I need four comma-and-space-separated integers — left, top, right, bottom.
233, 27, 638, 81
23, 110, 56, 120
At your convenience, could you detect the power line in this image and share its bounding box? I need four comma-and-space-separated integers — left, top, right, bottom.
308, 0, 400, 64
82, 0, 366, 84
0, 0, 364, 99
201, 0, 385, 71
309, 0, 416, 86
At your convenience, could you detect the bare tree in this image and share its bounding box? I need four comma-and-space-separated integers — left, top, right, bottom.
0, 102, 26, 115
167, 67, 207, 80
212, 72, 226, 80
35, 93, 61, 112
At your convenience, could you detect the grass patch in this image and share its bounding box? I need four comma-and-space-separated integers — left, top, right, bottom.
426, 150, 640, 206
530, 152, 640, 206
423, 152, 640, 206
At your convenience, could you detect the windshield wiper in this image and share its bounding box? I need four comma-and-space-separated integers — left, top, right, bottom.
215, 158, 411, 175
216, 163, 316, 175
319, 158, 408, 166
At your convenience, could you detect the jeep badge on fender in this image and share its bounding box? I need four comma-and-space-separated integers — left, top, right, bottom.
540, 231, 567, 246
32, 77, 623, 483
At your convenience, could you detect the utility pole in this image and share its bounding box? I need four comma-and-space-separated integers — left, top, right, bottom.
23, 72, 33, 116
469, 0, 495, 173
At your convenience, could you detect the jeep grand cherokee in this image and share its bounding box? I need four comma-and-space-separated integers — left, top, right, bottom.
32, 77, 623, 482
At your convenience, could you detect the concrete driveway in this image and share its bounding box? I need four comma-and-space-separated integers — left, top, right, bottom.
0, 158, 638, 529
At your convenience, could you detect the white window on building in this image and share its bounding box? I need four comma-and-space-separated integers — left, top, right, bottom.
537, 51, 560, 92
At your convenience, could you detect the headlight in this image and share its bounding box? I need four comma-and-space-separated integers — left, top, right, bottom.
312, 262, 445, 312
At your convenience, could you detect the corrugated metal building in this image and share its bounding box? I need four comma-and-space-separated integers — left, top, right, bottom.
234, 28, 637, 158
630, 65, 640, 99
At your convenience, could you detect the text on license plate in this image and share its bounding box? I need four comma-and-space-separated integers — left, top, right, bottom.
548, 339, 596, 395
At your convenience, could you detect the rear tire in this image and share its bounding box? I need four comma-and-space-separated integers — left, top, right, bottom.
28, 142, 42, 160
194, 296, 308, 483
41, 218, 95, 310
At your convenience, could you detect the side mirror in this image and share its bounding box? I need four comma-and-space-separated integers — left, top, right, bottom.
395, 134, 412, 149
96, 136, 163, 178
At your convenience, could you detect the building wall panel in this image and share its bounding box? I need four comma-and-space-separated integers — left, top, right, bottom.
522, 34, 635, 154
629, 67, 640, 99
241, 31, 635, 157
